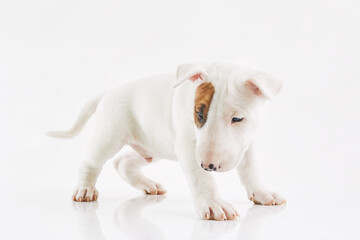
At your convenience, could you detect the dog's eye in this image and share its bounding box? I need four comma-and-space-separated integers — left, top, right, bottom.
232, 117, 244, 123
197, 111, 204, 120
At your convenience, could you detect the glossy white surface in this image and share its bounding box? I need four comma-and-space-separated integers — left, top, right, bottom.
2, 185, 359, 240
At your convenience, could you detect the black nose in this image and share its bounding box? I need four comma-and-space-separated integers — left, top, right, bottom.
200, 162, 217, 171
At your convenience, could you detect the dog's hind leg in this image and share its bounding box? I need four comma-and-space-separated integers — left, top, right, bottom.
73, 102, 127, 202
113, 147, 167, 195
73, 132, 124, 202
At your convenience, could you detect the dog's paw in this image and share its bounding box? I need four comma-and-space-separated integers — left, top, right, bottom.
197, 199, 239, 221
248, 189, 286, 205
135, 179, 167, 195
72, 186, 99, 202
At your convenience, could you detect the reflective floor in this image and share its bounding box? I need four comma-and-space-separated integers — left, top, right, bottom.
2, 187, 359, 240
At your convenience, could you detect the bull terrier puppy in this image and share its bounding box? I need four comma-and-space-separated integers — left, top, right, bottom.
48, 61, 286, 221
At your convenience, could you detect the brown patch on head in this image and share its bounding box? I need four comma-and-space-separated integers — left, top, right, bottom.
194, 82, 215, 128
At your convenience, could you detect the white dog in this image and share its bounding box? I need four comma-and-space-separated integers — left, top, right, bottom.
48, 61, 286, 221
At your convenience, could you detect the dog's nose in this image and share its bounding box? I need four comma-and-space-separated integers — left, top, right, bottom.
201, 162, 218, 171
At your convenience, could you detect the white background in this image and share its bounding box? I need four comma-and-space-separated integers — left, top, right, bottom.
1, 0, 359, 239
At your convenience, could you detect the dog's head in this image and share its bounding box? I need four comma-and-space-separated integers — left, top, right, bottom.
174, 61, 282, 172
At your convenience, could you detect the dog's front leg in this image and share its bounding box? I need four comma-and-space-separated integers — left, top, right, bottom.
237, 143, 286, 205
175, 136, 239, 221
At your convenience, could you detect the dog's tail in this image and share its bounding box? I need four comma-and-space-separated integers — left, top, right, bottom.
46, 93, 105, 139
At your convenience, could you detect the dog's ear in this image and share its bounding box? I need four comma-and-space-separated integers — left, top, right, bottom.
244, 72, 282, 100
173, 63, 208, 88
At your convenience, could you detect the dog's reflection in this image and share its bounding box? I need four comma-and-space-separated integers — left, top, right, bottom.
72, 201, 106, 240
191, 213, 240, 240
73, 196, 285, 240
237, 204, 286, 240
72, 195, 166, 240
113, 195, 166, 240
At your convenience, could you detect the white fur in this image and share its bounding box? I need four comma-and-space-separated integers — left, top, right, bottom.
48, 61, 285, 220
